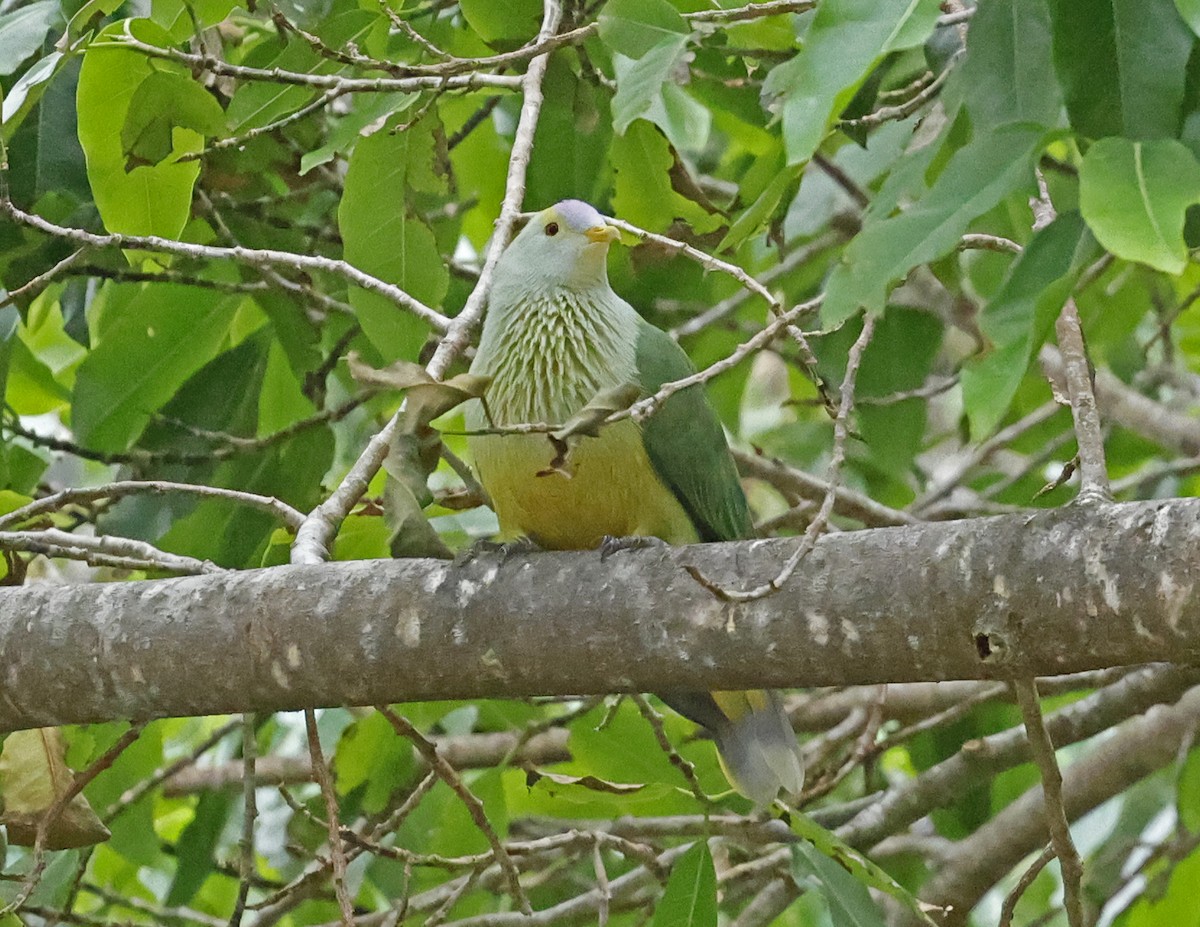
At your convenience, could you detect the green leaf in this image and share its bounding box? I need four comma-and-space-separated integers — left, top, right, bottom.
0, 0, 60, 77
72, 286, 241, 451
959, 0, 1061, 132
1049, 0, 1195, 139
2, 51, 67, 142
30, 56, 90, 204
1122, 846, 1200, 927
651, 841, 717, 927
335, 711, 414, 814
150, 0, 192, 42
76, 21, 202, 236
78, 723, 163, 867
822, 123, 1045, 326
526, 57, 612, 206
458, 0, 541, 44
166, 791, 232, 906
224, 9, 375, 132
718, 159, 801, 251
598, 0, 688, 60
120, 70, 226, 170
611, 37, 689, 135
1080, 137, 1200, 274
338, 116, 449, 361
1178, 744, 1200, 833
786, 814, 938, 926
791, 842, 886, 927
298, 91, 413, 176
609, 120, 722, 234
7, 335, 69, 415
650, 82, 711, 152
1179, 0, 1200, 35
763, 0, 941, 166
567, 701, 701, 800
963, 213, 1096, 440
857, 308, 943, 476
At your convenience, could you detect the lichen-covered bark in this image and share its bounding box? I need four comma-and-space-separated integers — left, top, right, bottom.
2, 498, 1199, 733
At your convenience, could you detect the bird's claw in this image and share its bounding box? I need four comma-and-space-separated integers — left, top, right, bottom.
454, 536, 541, 567
598, 535, 667, 561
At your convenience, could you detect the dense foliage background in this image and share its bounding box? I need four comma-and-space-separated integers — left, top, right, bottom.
4, 0, 1200, 924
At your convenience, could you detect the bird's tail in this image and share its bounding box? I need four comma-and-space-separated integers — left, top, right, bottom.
659, 690, 804, 807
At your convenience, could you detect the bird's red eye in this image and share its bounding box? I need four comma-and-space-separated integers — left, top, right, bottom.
545, 222, 560, 236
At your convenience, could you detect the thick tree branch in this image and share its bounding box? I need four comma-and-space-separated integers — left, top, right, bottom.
3, 500, 1200, 732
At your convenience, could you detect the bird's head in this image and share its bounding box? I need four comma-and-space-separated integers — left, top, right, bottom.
495, 200, 620, 294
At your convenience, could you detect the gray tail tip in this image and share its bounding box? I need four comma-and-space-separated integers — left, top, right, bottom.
715, 706, 805, 807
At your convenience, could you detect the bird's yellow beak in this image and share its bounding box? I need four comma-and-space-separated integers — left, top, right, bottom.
585, 224, 620, 244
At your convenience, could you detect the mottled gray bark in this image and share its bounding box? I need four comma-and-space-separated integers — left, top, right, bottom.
2, 498, 1199, 733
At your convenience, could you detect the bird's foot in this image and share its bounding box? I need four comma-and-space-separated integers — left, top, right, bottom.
454, 535, 541, 566
598, 535, 667, 561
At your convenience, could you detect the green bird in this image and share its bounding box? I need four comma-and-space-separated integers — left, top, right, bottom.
467, 199, 804, 805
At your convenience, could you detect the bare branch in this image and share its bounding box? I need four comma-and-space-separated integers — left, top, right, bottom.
691, 314, 875, 601
305, 710, 355, 926
1054, 299, 1111, 502
0, 480, 305, 532
1012, 680, 1085, 927
228, 714, 260, 927
0, 200, 449, 332
0, 527, 220, 575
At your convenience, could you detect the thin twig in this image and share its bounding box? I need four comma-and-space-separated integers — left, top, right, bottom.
0, 527, 220, 574
99, 24, 525, 90
689, 314, 876, 602
669, 232, 837, 339
104, 718, 242, 821
180, 88, 347, 161
377, 707, 533, 915
1054, 299, 1111, 502
958, 233, 1022, 255
1011, 680, 1085, 927
913, 402, 1062, 513
1032, 170, 1110, 501
838, 50, 961, 130
229, 715, 260, 927
304, 710, 355, 926
0, 199, 449, 332
627, 298, 822, 425
999, 843, 1056, 927
0, 247, 88, 308
630, 695, 715, 808
0, 480, 305, 532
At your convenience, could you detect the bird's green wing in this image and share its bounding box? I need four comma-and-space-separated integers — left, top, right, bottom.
635, 320, 754, 542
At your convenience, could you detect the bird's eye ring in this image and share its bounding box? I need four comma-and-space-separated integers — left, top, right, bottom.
545, 222, 560, 237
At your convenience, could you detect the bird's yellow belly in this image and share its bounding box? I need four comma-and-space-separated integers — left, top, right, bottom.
470, 421, 698, 550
